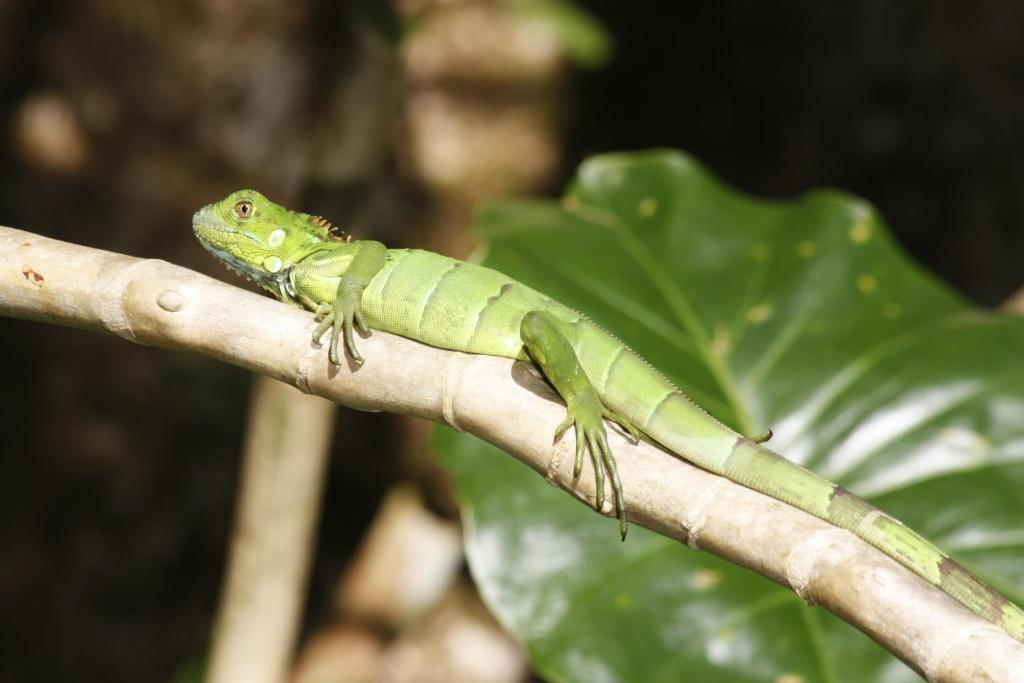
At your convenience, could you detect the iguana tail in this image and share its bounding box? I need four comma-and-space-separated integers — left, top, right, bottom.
578, 331, 1024, 642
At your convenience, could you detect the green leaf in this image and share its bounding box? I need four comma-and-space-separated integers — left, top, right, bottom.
433, 150, 1024, 682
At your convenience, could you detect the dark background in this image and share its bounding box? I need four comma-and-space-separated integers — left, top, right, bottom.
1, 1, 1021, 681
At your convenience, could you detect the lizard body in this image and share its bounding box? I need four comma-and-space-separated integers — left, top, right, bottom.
193, 189, 1024, 642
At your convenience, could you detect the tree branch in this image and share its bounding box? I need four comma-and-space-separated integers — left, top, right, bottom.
2, 226, 1021, 682
206, 376, 334, 683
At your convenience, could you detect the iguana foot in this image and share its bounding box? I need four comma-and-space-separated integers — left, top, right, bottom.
555, 394, 631, 540
311, 295, 371, 365
313, 302, 332, 322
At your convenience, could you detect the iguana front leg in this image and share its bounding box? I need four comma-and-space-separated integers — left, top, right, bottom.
520, 311, 640, 540
296, 240, 387, 364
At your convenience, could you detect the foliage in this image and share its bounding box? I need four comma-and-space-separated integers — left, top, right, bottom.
434, 150, 1024, 682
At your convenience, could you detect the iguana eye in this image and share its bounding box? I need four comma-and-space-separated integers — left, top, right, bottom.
234, 200, 254, 219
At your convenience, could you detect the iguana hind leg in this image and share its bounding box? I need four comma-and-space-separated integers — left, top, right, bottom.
520, 311, 638, 540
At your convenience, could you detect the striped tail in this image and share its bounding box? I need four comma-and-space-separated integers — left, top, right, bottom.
578, 333, 1024, 642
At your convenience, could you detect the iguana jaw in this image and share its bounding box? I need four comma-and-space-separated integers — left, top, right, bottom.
192, 203, 285, 293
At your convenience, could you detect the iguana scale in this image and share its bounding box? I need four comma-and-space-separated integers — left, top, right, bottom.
193, 189, 1024, 642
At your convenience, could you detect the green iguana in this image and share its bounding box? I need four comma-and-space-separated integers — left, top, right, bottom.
193, 189, 1024, 642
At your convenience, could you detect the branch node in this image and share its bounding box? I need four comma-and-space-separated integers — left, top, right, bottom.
440, 351, 471, 432
785, 527, 850, 604
294, 326, 321, 395
545, 435, 567, 489
95, 257, 154, 341
682, 477, 728, 550
156, 289, 186, 312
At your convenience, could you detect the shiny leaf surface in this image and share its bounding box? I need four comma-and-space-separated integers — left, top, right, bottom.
433, 150, 1024, 682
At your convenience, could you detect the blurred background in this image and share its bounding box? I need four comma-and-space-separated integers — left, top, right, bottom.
1, 1, 1022, 681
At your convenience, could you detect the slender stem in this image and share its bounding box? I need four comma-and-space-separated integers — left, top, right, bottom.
206, 377, 335, 683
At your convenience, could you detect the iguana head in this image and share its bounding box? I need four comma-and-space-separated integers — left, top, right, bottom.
192, 189, 337, 293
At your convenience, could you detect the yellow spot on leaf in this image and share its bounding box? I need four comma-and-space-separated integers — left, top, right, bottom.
711, 322, 731, 356
883, 302, 903, 319
692, 569, 723, 590
797, 240, 817, 258
561, 195, 580, 211
849, 220, 872, 243
752, 244, 771, 263
746, 303, 773, 324
603, 168, 624, 188
856, 273, 877, 295
613, 592, 632, 608
714, 625, 736, 639
776, 675, 804, 683
939, 427, 991, 456
638, 196, 659, 217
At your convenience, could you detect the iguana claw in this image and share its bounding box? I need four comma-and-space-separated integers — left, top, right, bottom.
312, 295, 370, 365
555, 396, 635, 540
